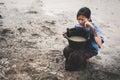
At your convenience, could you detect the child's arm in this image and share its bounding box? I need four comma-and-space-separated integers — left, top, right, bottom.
85, 22, 102, 47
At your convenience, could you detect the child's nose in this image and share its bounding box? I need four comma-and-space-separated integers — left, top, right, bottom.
79, 20, 82, 24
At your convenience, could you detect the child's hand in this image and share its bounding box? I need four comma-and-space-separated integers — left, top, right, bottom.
62, 31, 66, 38
85, 21, 91, 28
84, 21, 94, 30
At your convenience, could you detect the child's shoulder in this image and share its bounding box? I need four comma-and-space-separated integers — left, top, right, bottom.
90, 22, 96, 26
90, 22, 99, 29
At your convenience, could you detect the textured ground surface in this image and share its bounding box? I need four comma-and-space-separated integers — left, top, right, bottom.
0, 0, 120, 80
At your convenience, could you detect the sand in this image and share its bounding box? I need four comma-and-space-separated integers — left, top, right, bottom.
0, 0, 120, 80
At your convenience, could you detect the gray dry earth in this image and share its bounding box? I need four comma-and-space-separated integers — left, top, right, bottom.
0, 0, 120, 80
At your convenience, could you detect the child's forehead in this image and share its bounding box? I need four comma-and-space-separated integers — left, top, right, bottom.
77, 15, 86, 18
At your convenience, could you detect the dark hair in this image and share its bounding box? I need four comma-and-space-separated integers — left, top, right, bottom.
77, 7, 92, 21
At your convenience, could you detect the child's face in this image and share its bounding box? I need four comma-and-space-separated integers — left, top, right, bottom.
77, 15, 89, 26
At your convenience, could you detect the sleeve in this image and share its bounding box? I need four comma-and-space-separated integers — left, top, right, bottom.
92, 23, 104, 43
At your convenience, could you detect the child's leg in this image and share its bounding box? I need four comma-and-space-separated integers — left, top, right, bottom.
63, 46, 73, 60
84, 49, 97, 63
85, 52, 96, 59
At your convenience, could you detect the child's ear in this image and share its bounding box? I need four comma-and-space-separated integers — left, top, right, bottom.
88, 16, 92, 22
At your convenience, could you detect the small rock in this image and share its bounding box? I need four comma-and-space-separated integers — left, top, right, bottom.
111, 12, 114, 15
12, 64, 17, 68
0, 37, 7, 48
0, 50, 11, 59
29, 58, 34, 62
0, 15, 3, 19
96, 8, 98, 10
26, 11, 38, 14
17, 27, 26, 33
0, 3, 4, 5
5, 69, 17, 75
31, 33, 40, 37
55, 58, 59, 63
0, 21, 3, 26
57, 72, 64, 77
41, 75, 58, 80
50, 72, 57, 75
95, 56, 102, 60
1, 29, 11, 34
45, 20, 56, 25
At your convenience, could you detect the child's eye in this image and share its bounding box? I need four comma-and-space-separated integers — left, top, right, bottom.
81, 19, 84, 21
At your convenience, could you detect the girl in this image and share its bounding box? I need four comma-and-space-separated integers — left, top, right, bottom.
63, 7, 104, 71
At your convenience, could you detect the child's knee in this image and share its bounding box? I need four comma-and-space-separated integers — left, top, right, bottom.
85, 52, 96, 59
63, 46, 73, 59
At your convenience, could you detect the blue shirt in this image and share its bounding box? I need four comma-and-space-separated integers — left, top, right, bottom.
74, 22, 104, 54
